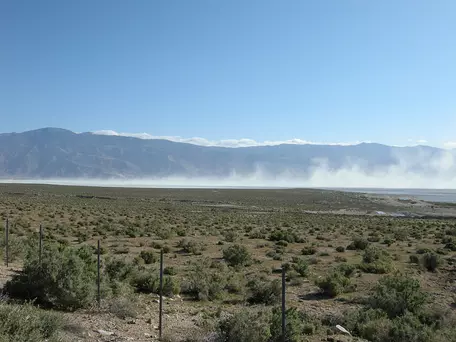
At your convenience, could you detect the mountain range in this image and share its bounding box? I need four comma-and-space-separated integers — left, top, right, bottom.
0, 128, 454, 179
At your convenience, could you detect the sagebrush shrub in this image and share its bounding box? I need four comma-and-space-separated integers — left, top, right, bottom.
217, 309, 271, 342
6, 245, 97, 310
347, 237, 369, 250
247, 278, 281, 305
223, 244, 251, 267
315, 270, 351, 297
291, 257, 309, 277
301, 246, 317, 255
0, 302, 63, 342
270, 307, 317, 341
369, 275, 428, 318
359, 245, 394, 274
420, 252, 442, 272
181, 260, 227, 301
139, 250, 156, 264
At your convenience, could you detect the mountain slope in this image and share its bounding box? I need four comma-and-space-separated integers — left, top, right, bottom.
0, 128, 452, 179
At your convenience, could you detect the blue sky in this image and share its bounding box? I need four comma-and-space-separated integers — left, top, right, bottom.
1, 0, 455, 148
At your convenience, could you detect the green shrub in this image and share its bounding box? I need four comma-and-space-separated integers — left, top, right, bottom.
225, 272, 246, 294
336, 246, 345, 253
409, 255, 419, 264
131, 271, 159, 293
347, 237, 369, 250
0, 301, 63, 342
181, 260, 227, 301
420, 252, 443, 272
6, 245, 97, 310
139, 250, 156, 264
0, 236, 25, 262
270, 307, 317, 341
389, 312, 433, 342
106, 297, 138, 319
341, 308, 390, 342
269, 230, 301, 243
247, 278, 281, 305
369, 275, 428, 318
177, 238, 205, 255
105, 257, 135, 282
162, 276, 180, 297
301, 246, 317, 255
335, 263, 357, 277
315, 270, 351, 298
217, 309, 271, 342
222, 230, 237, 242
359, 245, 394, 274
416, 247, 432, 255
291, 257, 309, 277
163, 266, 177, 275
223, 244, 251, 267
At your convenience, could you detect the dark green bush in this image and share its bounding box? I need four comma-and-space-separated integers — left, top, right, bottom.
409, 255, 419, 264
0, 302, 63, 342
444, 242, 456, 251
223, 244, 251, 267
359, 245, 394, 274
105, 257, 135, 282
315, 270, 351, 298
389, 312, 433, 342
247, 278, 281, 305
163, 266, 177, 275
336, 246, 345, 253
181, 260, 227, 301
131, 271, 159, 293
269, 229, 301, 243
420, 252, 443, 272
270, 307, 318, 341
6, 245, 97, 310
139, 250, 156, 264
301, 246, 317, 255
177, 238, 205, 255
416, 247, 432, 255
291, 257, 309, 277
335, 263, 357, 277
162, 276, 180, 297
217, 309, 271, 342
347, 237, 369, 250
369, 275, 428, 318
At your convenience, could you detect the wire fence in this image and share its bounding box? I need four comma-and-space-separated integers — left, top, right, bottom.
2, 219, 289, 341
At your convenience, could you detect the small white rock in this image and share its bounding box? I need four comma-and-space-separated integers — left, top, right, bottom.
95, 329, 114, 336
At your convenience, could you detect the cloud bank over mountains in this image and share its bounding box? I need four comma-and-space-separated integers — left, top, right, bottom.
1, 128, 455, 189
92, 130, 455, 149
92, 130, 365, 148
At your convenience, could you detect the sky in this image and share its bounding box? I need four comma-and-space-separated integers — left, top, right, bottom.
1, 0, 455, 148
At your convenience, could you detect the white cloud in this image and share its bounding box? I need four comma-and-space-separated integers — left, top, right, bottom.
443, 141, 456, 149
91, 130, 364, 148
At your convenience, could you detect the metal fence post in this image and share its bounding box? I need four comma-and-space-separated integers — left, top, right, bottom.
39, 224, 43, 265
5, 218, 9, 267
97, 239, 101, 306
282, 267, 286, 342
159, 249, 164, 340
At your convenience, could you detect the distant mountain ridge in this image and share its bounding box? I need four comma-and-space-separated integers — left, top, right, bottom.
0, 128, 453, 179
